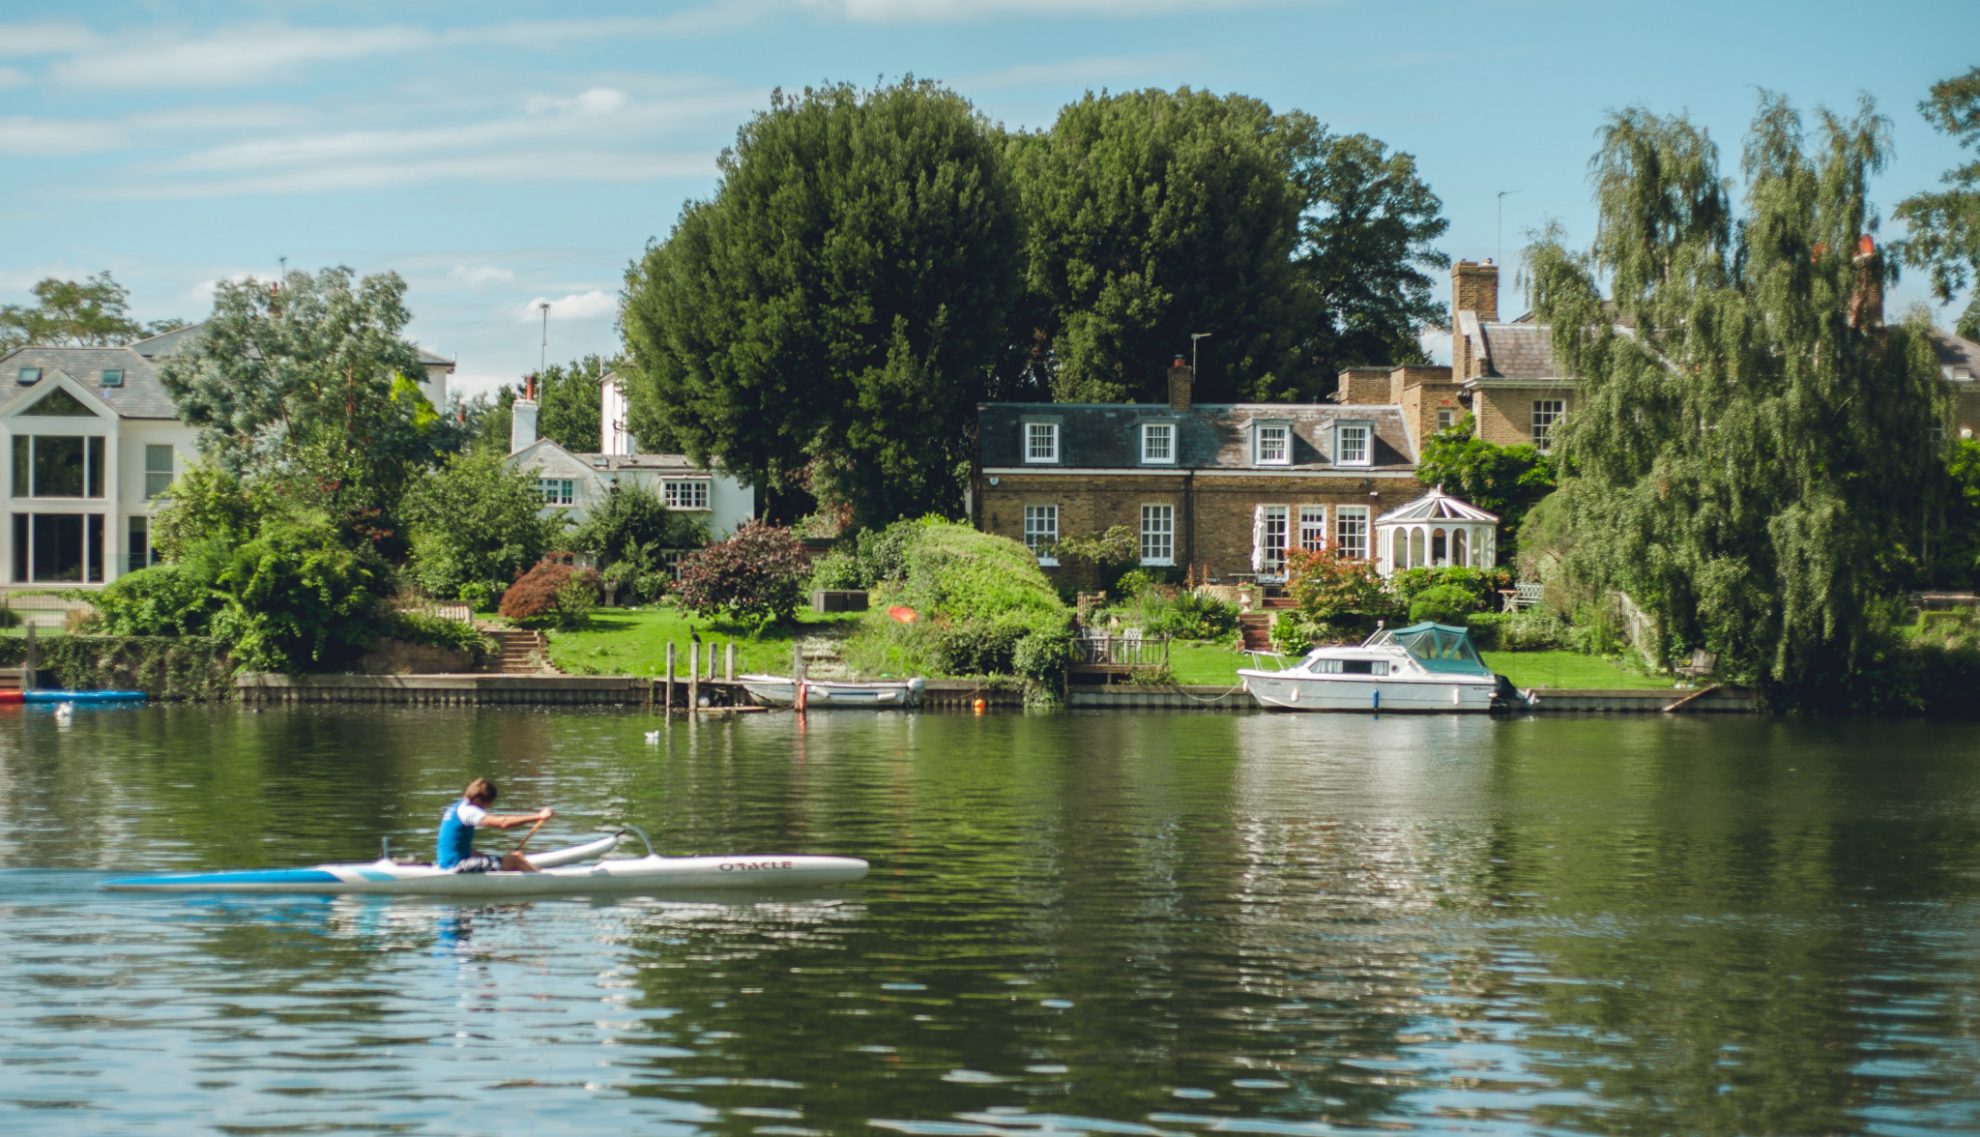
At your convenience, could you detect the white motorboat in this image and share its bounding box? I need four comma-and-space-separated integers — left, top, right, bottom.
101, 828, 871, 895
738, 674, 925, 708
1238, 621, 1517, 713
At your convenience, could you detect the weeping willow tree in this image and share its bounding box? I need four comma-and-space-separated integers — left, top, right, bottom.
1526, 95, 1949, 704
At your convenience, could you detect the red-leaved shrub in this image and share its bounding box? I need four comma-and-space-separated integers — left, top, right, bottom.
499, 561, 600, 623
673, 521, 808, 626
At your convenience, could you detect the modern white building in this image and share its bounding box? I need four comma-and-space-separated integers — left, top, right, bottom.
0, 326, 455, 588
504, 369, 754, 539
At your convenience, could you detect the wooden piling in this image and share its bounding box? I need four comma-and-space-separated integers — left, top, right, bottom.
664, 642, 676, 714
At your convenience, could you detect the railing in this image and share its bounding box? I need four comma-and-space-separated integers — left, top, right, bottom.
0, 590, 99, 630
392, 599, 473, 624
1072, 631, 1170, 668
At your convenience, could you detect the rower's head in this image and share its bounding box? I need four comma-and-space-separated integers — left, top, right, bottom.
464, 777, 498, 807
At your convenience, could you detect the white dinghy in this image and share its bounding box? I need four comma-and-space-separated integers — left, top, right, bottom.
102, 827, 870, 896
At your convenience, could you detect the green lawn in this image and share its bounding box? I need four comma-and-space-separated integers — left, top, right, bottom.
1480, 649, 1674, 690
544, 604, 862, 677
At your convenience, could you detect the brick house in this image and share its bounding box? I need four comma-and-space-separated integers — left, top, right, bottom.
972, 362, 1429, 584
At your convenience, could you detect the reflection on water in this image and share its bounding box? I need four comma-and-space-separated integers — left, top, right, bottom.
1, 706, 1977, 1135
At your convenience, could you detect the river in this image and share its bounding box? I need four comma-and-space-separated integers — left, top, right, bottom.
2, 704, 1976, 1135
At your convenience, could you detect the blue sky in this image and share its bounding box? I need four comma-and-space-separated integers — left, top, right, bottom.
3, 0, 1976, 398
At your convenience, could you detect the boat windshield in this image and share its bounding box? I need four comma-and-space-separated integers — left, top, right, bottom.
1367, 622, 1493, 676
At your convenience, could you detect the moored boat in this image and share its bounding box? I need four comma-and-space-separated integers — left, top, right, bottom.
1238, 621, 1520, 713
101, 829, 870, 895
738, 674, 924, 708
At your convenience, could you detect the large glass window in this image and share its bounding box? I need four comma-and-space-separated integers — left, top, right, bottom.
1532, 399, 1566, 450
536, 478, 576, 506
11, 512, 104, 583
11, 435, 105, 498
1256, 505, 1289, 575
1022, 504, 1058, 563
1335, 505, 1370, 560
1140, 504, 1174, 565
145, 444, 174, 499
1297, 505, 1328, 552
663, 480, 709, 509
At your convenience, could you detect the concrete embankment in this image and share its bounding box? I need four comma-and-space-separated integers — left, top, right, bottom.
236, 673, 1759, 713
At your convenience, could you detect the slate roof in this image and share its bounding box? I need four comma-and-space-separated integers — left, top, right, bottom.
0, 345, 181, 419
1929, 328, 1980, 381
1475, 323, 1561, 380
978, 402, 1418, 471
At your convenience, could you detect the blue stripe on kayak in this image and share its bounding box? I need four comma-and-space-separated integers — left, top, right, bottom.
105, 868, 343, 887
23, 690, 148, 703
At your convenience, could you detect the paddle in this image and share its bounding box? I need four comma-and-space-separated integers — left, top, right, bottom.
512, 813, 550, 855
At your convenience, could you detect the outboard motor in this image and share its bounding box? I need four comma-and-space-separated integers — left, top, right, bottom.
1490, 673, 1530, 713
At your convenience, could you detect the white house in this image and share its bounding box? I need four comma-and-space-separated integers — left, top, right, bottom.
0, 326, 456, 588
0, 345, 198, 585
504, 370, 754, 539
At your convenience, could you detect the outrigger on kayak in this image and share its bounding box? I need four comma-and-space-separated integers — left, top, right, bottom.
101, 825, 871, 896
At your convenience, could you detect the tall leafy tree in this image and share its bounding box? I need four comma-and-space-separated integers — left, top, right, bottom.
1527, 96, 1948, 702
1011, 89, 1313, 403
623, 79, 1021, 527
157, 266, 441, 546
0, 271, 169, 350
403, 448, 558, 601
1894, 67, 1980, 338
536, 353, 610, 453
1292, 132, 1450, 380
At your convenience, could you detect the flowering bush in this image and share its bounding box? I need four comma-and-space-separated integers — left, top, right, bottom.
674, 522, 809, 626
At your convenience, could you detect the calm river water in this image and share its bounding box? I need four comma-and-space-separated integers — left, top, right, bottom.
1, 704, 1977, 1135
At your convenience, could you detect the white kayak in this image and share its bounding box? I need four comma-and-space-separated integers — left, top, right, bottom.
102, 829, 870, 896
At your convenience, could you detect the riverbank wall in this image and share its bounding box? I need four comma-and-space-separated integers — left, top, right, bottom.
233, 673, 1760, 713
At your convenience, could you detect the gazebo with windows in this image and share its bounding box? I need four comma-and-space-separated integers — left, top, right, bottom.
1374, 487, 1499, 576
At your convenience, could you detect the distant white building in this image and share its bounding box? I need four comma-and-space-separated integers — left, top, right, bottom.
504, 369, 754, 539
0, 326, 454, 588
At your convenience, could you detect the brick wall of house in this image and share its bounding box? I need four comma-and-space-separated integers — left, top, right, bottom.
1393, 365, 1461, 452
977, 472, 1426, 581
1336, 367, 1392, 405
1472, 385, 1574, 449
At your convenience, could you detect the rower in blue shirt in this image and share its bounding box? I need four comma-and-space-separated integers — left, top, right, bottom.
437, 778, 554, 872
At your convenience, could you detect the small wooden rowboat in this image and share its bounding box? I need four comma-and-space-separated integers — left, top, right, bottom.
102, 829, 869, 896
737, 674, 924, 708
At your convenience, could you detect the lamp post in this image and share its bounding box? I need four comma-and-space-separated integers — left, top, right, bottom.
1190, 331, 1212, 375
1496, 189, 1520, 267
537, 301, 551, 376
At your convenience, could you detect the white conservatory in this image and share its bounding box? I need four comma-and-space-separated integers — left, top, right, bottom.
1374, 487, 1498, 575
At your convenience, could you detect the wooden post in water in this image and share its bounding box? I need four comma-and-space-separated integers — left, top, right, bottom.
664, 642, 676, 714
724, 642, 735, 682
688, 642, 700, 710
23, 623, 35, 692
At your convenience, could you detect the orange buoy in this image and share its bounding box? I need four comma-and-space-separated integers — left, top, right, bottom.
972, 698, 987, 714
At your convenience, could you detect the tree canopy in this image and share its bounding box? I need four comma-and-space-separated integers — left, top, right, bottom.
1895, 66, 1980, 338
0, 271, 181, 351
623, 78, 1022, 529
1527, 94, 1948, 702
535, 354, 610, 453
157, 266, 444, 547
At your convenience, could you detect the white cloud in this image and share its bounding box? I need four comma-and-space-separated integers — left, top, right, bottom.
450, 264, 517, 288
102, 149, 716, 199
127, 104, 310, 132
0, 21, 103, 57
525, 87, 631, 116
44, 12, 766, 90
0, 116, 125, 156
522, 291, 617, 321
0, 66, 28, 89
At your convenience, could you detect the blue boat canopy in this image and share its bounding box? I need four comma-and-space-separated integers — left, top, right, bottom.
1376, 622, 1493, 676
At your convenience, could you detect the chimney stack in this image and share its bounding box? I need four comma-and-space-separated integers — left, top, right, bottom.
510, 376, 539, 454
1451, 259, 1501, 380
1168, 355, 1193, 410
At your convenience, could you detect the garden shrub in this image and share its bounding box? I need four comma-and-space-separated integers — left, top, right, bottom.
92, 563, 219, 637
1465, 611, 1510, 650
552, 572, 599, 629
457, 580, 498, 612
206, 514, 384, 673
1390, 566, 1507, 611
402, 448, 555, 602
500, 562, 600, 624
674, 521, 810, 626
1148, 590, 1240, 641
1282, 548, 1402, 640
376, 610, 493, 666
1408, 584, 1480, 626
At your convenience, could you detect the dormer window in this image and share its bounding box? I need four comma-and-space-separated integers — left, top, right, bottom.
1254, 421, 1291, 466
100, 368, 124, 387
17, 367, 40, 385
1141, 421, 1174, 465
1023, 419, 1060, 464
1336, 421, 1372, 467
